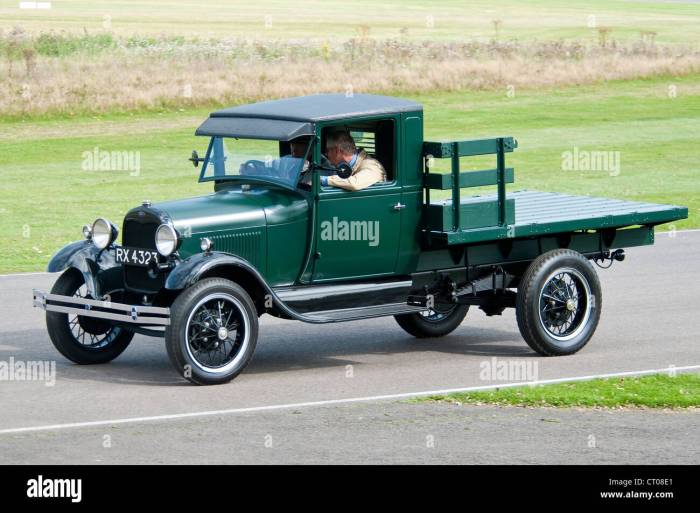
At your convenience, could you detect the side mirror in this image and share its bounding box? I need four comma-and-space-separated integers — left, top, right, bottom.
189, 150, 205, 168
336, 162, 352, 179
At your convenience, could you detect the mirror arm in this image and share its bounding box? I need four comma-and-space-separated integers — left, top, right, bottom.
189, 150, 206, 168
310, 163, 337, 174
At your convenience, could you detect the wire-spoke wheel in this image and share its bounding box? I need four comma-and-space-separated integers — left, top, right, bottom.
166, 278, 258, 385
537, 268, 592, 341
418, 304, 460, 323
516, 249, 601, 356
185, 293, 248, 373
46, 269, 134, 364
395, 303, 469, 338
67, 282, 120, 349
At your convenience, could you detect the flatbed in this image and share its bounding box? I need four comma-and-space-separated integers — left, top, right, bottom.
428, 190, 686, 244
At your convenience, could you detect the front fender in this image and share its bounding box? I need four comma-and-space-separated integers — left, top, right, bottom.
47, 240, 121, 298
164, 252, 326, 323
165, 251, 263, 291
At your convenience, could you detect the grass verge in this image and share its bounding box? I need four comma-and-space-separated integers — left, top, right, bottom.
411, 373, 700, 408
2, 33, 698, 119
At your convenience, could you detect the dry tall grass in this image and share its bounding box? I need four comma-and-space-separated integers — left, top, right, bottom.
2, 35, 699, 118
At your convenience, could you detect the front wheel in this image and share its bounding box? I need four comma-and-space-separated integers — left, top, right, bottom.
165, 278, 258, 385
394, 304, 469, 338
46, 269, 134, 364
516, 249, 601, 356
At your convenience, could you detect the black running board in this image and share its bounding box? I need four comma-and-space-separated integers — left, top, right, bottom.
274, 279, 414, 313
300, 302, 427, 323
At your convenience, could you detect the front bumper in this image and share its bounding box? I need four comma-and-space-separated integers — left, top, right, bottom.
32, 289, 170, 326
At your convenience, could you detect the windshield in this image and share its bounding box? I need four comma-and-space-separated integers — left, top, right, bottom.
199, 137, 310, 188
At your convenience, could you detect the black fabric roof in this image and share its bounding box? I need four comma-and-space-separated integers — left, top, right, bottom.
210, 94, 422, 122
195, 94, 422, 140
195, 117, 314, 141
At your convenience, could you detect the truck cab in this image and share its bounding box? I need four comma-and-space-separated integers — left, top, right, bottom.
190, 93, 426, 284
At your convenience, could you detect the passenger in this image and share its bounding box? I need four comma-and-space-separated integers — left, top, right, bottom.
322, 130, 386, 191
288, 137, 310, 161
293, 136, 333, 188
289, 136, 332, 169
257, 136, 312, 182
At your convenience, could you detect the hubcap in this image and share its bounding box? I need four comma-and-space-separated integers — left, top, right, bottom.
420, 303, 458, 323
69, 283, 120, 349
184, 293, 250, 374
537, 267, 592, 344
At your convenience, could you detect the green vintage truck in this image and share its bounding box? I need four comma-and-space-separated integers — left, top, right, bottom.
33, 94, 687, 385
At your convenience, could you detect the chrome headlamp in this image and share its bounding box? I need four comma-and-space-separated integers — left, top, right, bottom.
91, 218, 118, 249
155, 224, 179, 257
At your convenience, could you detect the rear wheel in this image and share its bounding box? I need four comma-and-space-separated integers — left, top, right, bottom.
516, 249, 601, 356
394, 304, 469, 338
46, 269, 134, 364
165, 278, 258, 385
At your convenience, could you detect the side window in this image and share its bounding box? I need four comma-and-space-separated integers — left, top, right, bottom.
350, 130, 376, 157
322, 119, 395, 183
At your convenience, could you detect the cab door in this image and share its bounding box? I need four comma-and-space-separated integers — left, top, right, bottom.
311, 183, 402, 282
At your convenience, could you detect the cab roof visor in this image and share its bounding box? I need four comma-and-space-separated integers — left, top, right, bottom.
195, 116, 314, 141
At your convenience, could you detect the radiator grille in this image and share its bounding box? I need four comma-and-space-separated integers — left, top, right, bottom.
122, 218, 158, 248
122, 211, 165, 293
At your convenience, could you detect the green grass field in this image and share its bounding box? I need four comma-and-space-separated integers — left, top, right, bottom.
2, 0, 699, 43
1, 1, 698, 274
411, 372, 700, 408
1, 73, 698, 273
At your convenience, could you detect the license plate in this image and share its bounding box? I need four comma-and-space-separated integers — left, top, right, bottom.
115, 247, 160, 267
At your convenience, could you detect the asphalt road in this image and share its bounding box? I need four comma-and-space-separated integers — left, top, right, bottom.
0, 230, 698, 464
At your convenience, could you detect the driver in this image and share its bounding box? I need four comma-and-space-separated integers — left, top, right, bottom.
321, 130, 386, 191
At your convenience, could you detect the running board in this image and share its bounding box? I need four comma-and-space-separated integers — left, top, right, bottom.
274, 279, 413, 313
301, 302, 427, 323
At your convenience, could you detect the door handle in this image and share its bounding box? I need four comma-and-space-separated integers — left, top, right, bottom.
393, 202, 406, 211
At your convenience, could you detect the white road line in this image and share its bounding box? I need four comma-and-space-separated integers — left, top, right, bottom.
658, 228, 700, 235
0, 365, 698, 436
0, 271, 51, 278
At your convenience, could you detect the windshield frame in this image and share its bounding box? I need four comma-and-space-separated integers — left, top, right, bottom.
197, 136, 313, 191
